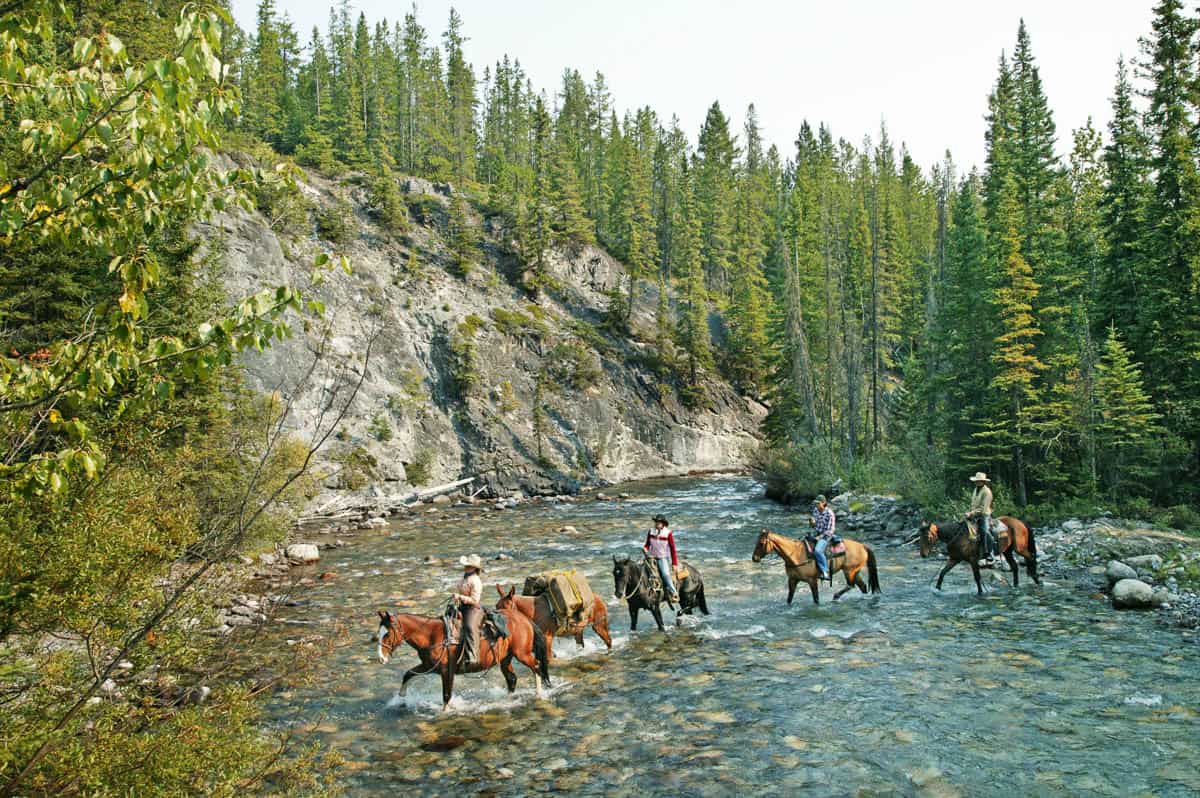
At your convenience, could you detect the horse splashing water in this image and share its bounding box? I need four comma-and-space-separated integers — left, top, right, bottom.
612, 555, 709, 630
752, 529, 881, 605
375, 608, 549, 711
917, 517, 1040, 595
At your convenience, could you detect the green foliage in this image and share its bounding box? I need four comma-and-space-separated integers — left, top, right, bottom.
448, 317, 483, 398
333, 445, 378, 490
448, 192, 479, 276
367, 169, 410, 235
407, 194, 444, 225
0, 7, 338, 795
406, 448, 434, 486
544, 341, 603, 391
253, 166, 312, 239
368, 412, 393, 442
315, 195, 355, 245
492, 306, 548, 341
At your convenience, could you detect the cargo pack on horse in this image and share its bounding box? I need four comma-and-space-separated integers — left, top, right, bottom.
495, 581, 612, 662
752, 529, 881, 605
917, 516, 1039, 595
612, 555, 709, 630
375, 608, 550, 711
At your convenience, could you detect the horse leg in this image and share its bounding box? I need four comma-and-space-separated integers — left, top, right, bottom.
544, 630, 556, 664
573, 631, 585, 649
935, 560, 957, 590
1025, 549, 1041, 585
971, 562, 984, 596
513, 643, 545, 697
809, 578, 820, 605
1004, 549, 1019, 587
593, 615, 614, 651
650, 604, 666, 631
629, 604, 639, 632
500, 654, 518, 693
855, 570, 869, 593
399, 666, 425, 696
440, 667, 455, 712
833, 568, 856, 601
787, 577, 798, 605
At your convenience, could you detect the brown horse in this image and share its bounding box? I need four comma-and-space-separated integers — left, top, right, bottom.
752, 529, 881, 605
494, 585, 612, 662
917, 516, 1040, 595
375, 608, 550, 711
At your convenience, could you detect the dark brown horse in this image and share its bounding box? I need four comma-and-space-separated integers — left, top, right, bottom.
375, 608, 550, 711
752, 529, 881, 605
917, 516, 1040, 595
495, 585, 613, 662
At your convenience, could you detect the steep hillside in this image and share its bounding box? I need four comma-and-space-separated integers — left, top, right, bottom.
199, 159, 763, 497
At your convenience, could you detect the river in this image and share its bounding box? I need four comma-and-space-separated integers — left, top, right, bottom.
258, 476, 1200, 796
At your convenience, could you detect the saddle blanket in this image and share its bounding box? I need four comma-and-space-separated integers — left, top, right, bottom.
443, 607, 508, 645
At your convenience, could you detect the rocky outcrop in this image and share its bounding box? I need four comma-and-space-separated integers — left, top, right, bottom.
199, 161, 761, 501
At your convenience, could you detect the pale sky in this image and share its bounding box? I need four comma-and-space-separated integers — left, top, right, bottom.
232, 0, 1157, 172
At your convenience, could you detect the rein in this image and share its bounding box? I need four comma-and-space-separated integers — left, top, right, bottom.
615, 563, 644, 601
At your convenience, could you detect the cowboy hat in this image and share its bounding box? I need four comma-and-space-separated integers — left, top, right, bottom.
652, 514, 669, 526
815, 494, 828, 504
457, 554, 484, 572
968, 472, 990, 483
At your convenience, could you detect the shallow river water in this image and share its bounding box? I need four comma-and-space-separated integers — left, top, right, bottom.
260, 476, 1200, 796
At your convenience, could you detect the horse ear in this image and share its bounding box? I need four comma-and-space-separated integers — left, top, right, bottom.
507, 586, 515, 598
495, 584, 505, 597
378, 610, 389, 621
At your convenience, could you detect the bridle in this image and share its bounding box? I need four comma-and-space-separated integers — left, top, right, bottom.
614, 560, 642, 601
752, 531, 775, 562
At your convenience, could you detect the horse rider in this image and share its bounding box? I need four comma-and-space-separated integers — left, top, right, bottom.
643, 514, 681, 605
809, 494, 836, 580
966, 472, 997, 566
451, 554, 484, 663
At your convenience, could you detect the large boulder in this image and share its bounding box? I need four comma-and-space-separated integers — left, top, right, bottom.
1111, 578, 1155, 609
1125, 554, 1163, 572
1105, 560, 1138, 586
286, 543, 320, 564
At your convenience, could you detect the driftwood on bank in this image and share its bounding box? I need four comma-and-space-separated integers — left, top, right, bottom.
295, 476, 475, 527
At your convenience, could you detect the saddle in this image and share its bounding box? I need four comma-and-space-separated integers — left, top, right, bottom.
642, 558, 689, 598
442, 605, 508, 646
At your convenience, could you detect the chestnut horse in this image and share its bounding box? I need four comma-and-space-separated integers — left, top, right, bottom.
917, 516, 1039, 595
494, 585, 612, 662
752, 529, 881, 605
375, 608, 550, 711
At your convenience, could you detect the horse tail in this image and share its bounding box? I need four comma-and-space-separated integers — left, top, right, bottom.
1024, 522, 1039, 582
697, 584, 710, 615
866, 545, 882, 594
531, 621, 551, 687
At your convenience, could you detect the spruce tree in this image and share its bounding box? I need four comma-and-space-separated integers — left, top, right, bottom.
1095, 325, 1162, 494
675, 159, 712, 385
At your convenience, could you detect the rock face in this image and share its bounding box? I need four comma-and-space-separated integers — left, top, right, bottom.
1111, 578, 1155, 609
201, 160, 761, 499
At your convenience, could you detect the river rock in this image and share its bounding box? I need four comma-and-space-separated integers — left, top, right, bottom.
1062, 519, 1084, 532
432, 494, 452, 505
258, 552, 277, 566
287, 544, 320, 563
1106, 560, 1138, 585
1125, 554, 1163, 572
1112, 578, 1155, 609
559, 525, 578, 534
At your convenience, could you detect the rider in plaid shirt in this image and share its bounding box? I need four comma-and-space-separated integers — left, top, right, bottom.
810, 495, 836, 579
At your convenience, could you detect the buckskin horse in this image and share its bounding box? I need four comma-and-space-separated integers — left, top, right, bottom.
917, 517, 1040, 595
752, 529, 881, 605
375, 608, 550, 711
612, 555, 709, 630
494, 585, 613, 662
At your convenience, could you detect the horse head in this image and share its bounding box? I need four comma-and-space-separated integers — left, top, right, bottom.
918, 522, 939, 558
752, 528, 774, 562
495, 585, 516, 610
612, 555, 635, 600
376, 610, 404, 664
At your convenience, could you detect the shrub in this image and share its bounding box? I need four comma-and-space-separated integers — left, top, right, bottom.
448, 319, 482, 399
406, 449, 434, 486
492, 307, 548, 341
315, 197, 354, 246
544, 340, 602, 391
332, 446, 378, 490
368, 172, 408, 234
252, 172, 311, 239
368, 413, 392, 442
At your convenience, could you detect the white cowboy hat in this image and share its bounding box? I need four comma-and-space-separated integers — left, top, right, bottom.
458, 554, 484, 572
969, 472, 990, 483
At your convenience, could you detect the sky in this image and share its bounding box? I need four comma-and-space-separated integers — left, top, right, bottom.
231, 0, 1157, 171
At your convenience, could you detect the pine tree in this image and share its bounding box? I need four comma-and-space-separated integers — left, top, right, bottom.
1136, 0, 1200, 473
448, 192, 478, 277
549, 135, 594, 247
1095, 325, 1162, 494
443, 8, 477, 183
980, 181, 1045, 505
1098, 58, 1149, 332
696, 101, 737, 294
675, 159, 712, 385
243, 0, 289, 146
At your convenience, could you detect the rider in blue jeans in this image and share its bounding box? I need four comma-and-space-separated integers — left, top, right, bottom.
643, 514, 681, 605
810, 495, 836, 579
